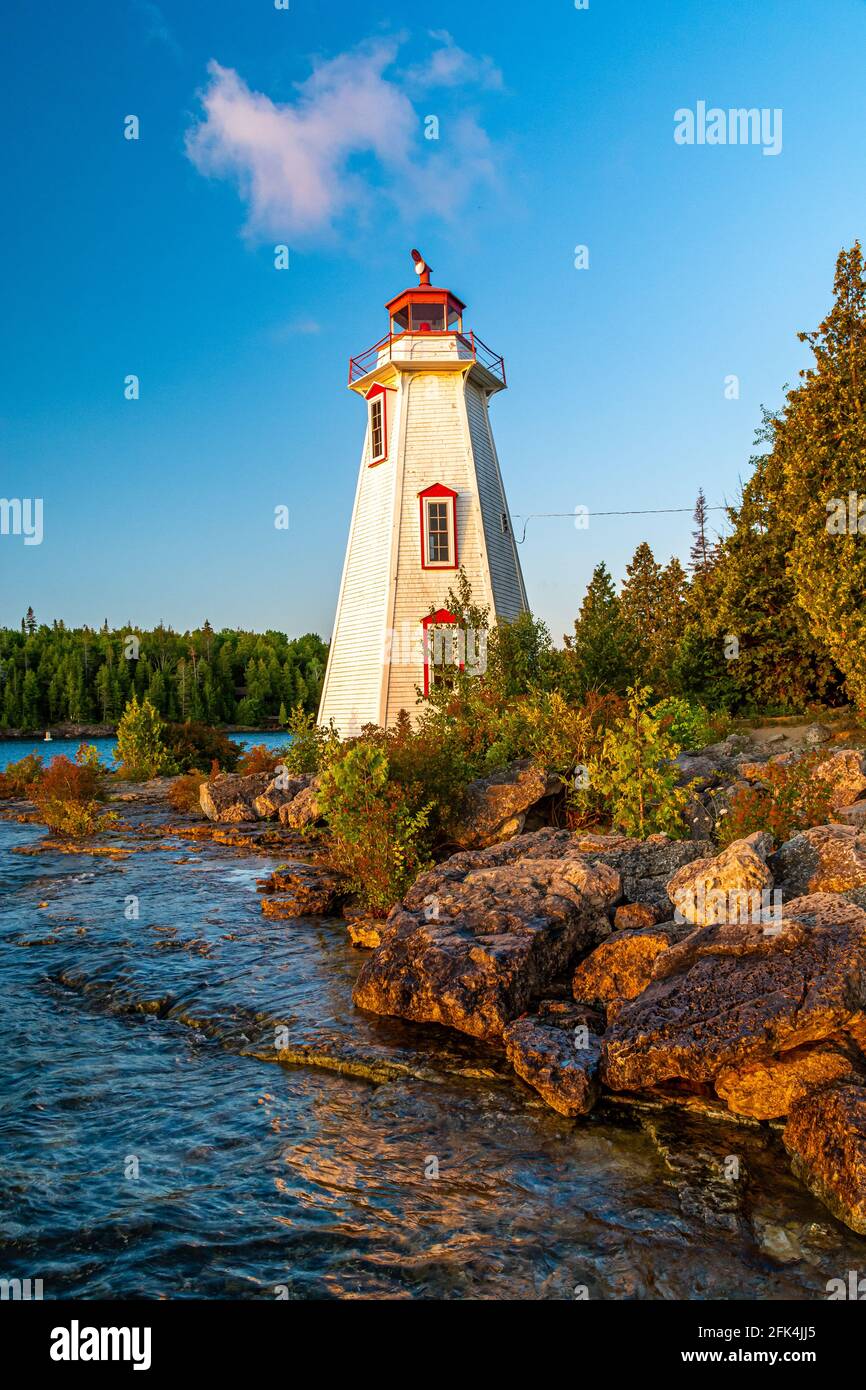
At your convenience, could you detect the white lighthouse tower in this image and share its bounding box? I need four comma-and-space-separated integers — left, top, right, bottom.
318, 251, 528, 736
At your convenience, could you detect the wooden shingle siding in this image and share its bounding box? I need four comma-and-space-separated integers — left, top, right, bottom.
464, 382, 528, 620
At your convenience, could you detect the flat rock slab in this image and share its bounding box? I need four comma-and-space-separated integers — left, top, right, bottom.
258, 862, 346, 917
352, 829, 621, 1041
783, 1082, 866, 1233
602, 892, 866, 1094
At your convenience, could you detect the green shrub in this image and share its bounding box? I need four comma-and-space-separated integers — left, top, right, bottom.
115, 694, 173, 779
652, 696, 715, 752
317, 742, 432, 916
586, 684, 688, 838
283, 705, 334, 775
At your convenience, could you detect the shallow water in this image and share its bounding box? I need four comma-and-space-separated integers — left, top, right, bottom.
2, 802, 866, 1300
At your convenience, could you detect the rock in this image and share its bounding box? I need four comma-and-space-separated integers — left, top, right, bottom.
783, 1082, 866, 1234
503, 1011, 601, 1116
352, 830, 620, 1041
682, 793, 717, 841
673, 751, 736, 789
613, 902, 663, 930
774, 825, 866, 897
715, 1039, 862, 1119
666, 833, 774, 926
573, 924, 688, 1015
803, 723, 833, 747
200, 771, 270, 823
834, 803, 866, 829
447, 761, 563, 850
347, 919, 384, 949
766, 730, 787, 745
253, 773, 311, 820
602, 893, 866, 1095
258, 862, 346, 916
576, 834, 714, 917
813, 749, 866, 809
278, 779, 322, 830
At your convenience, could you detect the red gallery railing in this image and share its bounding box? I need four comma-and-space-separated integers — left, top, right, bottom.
348, 331, 506, 388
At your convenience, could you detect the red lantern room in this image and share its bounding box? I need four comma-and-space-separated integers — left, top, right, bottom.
385, 250, 465, 335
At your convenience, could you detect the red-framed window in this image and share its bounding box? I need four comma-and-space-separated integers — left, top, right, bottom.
419, 483, 458, 569
365, 383, 390, 465
422, 608, 459, 696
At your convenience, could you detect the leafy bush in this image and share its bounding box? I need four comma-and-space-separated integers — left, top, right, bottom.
586, 684, 688, 838
282, 705, 334, 775
237, 742, 286, 776
32, 753, 116, 836
167, 768, 210, 815
0, 751, 44, 798
163, 721, 241, 773
653, 696, 716, 752
716, 751, 836, 846
317, 741, 432, 916
115, 694, 173, 779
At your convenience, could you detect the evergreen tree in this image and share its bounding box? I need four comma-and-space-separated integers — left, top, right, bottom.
565, 563, 632, 696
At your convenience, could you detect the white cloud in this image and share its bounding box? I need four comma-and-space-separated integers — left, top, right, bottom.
184, 36, 502, 242
406, 31, 503, 91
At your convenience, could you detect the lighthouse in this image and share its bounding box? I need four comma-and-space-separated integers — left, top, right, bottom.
318, 251, 528, 736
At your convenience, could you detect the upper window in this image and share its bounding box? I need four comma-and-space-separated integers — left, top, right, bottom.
419, 484, 458, 569
368, 391, 387, 464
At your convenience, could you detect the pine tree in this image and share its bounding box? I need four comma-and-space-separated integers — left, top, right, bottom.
565, 563, 633, 696
764, 241, 866, 707
690, 488, 718, 576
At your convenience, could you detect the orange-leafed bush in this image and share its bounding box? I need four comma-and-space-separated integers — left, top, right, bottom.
237, 743, 285, 776
716, 751, 837, 847
168, 769, 209, 815
0, 752, 44, 798
31, 754, 116, 836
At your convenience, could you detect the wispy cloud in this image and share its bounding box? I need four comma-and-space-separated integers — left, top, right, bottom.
134, 0, 181, 62
184, 35, 503, 243
405, 31, 503, 91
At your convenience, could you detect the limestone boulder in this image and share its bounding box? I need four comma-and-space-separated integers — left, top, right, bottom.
278, 778, 322, 830
601, 893, 866, 1094
783, 1082, 866, 1234
253, 773, 311, 820
715, 1039, 862, 1120
199, 771, 270, 823
503, 1008, 602, 1117
773, 824, 866, 897
572, 923, 689, 1016
575, 833, 714, 918
447, 760, 563, 849
666, 832, 774, 926
352, 830, 620, 1041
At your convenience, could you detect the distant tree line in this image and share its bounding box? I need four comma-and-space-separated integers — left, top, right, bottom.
0, 618, 327, 731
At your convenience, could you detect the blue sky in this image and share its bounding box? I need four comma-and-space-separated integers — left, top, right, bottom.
2, 0, 866, 643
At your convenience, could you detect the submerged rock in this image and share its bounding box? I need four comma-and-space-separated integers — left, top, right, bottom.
602, 893, 866, 1097
447, 761, 563, 849
352, 829, 620, 1041
503, 1009, 601, 1116
258, 862, 346, 917
783, 1082, 866, 1234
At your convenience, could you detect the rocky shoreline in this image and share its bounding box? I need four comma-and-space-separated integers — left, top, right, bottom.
183, 726, 866, 1238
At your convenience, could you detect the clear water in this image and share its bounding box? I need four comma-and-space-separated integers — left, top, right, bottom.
0, 731, 291, 772
2, 788, 866, 1299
